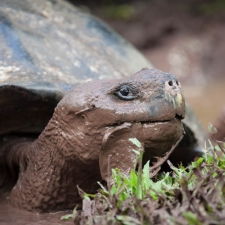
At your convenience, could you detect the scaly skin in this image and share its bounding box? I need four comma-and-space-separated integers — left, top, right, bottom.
10, 114, 102, 211
1, 68, 185, 211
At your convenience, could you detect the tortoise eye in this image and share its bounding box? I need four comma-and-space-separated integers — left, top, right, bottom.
114, 85, 136, 101
120, 86, 130, 96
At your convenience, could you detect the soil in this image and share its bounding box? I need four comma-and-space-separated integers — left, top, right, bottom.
0, 197, 72, 225
71, 0, 225, 130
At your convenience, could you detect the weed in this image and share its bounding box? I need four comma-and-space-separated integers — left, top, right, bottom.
62, 138, 225, 225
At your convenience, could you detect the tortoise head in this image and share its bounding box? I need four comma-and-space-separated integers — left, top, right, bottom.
54, 68, 185, 179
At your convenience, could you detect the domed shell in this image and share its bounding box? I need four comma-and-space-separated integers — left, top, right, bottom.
0, 0, 152, 135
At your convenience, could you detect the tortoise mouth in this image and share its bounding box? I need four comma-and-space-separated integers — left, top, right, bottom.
108, 114, 184, 127
140, 114, 184, 124
109, 114, 183, 127
175, 113, 184, 120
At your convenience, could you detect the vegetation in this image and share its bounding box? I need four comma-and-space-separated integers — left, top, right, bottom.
198, 0, 225, 15
102, 4, 136, 20
61, 138, 225, 225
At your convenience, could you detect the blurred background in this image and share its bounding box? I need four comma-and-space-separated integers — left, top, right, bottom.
67, 0, 225, 129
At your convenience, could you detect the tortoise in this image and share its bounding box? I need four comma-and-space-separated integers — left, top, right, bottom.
0, 0, 205, 212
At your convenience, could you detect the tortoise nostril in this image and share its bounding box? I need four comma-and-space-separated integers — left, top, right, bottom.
168, 80, 180, 87
168, 80, 173, 86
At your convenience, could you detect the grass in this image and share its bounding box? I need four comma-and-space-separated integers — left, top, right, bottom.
61, 138, 225, 225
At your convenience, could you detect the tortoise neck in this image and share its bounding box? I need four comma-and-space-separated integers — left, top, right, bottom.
9, 112, 101, 212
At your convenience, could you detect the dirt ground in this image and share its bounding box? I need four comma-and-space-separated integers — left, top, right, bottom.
70, 0, 225, 130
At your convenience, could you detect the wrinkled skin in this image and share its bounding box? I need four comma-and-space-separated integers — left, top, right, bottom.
0, 68, 185, 212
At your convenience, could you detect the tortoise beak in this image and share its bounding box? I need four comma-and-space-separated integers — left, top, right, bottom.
146, 77, 185, 121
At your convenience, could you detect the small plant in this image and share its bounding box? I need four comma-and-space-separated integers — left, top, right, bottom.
62, 138, 225, 225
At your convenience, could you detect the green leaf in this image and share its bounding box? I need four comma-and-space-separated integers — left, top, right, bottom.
116, 215, 142, 225
132, 149, 140, 156
136, 166, 142, 199
215, 145, 221, 151
183, 211, 202, 225
83, 193, 91, 200
208, 123, 217, 134
142, 160, 150, 190
191, 157, 204, 168
129, 138, 142, 148
130, 170, 137, 187
110, 185, 118, 195
213, 172, 218, 178
60, 214, 73, 220
119, 192, 127, 202
97, 181, 108, 193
